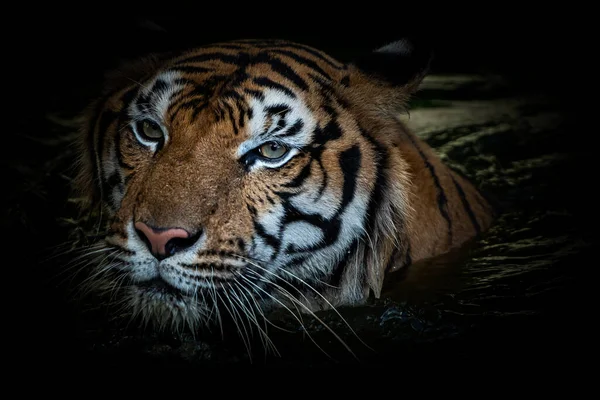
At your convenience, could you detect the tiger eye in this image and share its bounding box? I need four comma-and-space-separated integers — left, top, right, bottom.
137, 119, 164, 141
258, 142, 288, 159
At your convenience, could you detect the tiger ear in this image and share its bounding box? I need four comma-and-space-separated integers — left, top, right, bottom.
350, 38, 433, 93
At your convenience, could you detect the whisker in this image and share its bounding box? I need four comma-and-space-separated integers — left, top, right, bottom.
216, 290, 252, 362
246, 269, 356, 360
243, 256, 371, 352
229, 282, 280, 357
237, 273, 332, 360
234, 277, 294, 334
209, 267, 224, 340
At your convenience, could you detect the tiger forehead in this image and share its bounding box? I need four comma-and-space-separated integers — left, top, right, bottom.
140, 42, 343, 107
127, 41, 344, 141
167, 40, 347, 82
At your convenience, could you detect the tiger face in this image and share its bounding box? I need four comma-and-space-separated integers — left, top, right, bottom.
74, 39, 493, 331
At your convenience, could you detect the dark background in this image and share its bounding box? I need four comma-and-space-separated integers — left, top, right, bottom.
9, 9, 585, 112
4, 9, 592, 373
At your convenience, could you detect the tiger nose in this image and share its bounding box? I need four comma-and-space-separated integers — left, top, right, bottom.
134, 222, 200, 260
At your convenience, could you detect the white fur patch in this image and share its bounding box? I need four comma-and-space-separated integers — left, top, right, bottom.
281, 221, 324, 251
126, 71, 184, 151
289, 189, 340, 220
258, 203, 285, 237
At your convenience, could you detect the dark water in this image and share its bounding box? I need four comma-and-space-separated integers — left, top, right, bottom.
4, 22, 592, 369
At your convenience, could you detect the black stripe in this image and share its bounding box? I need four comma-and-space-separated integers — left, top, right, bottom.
214, 105, 226, 121
191, 102, 208, 121
243, 88, 265, 101
188, 75, 229, 96
316, 158, 328, 199
451, 175, 481, 235
338, 145, 361, 210
135, 89, 151, 114
168, 73, 230, 117
280, 144, 360, 255
282, 206, 342, 252
265, 104, 289, 115
114, 88, 139, 171
327, 239, 360, 287
356, 125, 414, 275
271, 49, 332, 80
318, 118, 343, 143
239, 40, 344, 70
149, 79, 169, 99
310, 73, 350, 109
221, 102, 238, 135
115, 128, 135, 170
169, 97, 207, 121
253, 77, 296, 98
252, 53, 309, 91
275, 43, 344, 70
167, 94, 198, 117
221, 89, 244, 102
404, 133, 453, 244
282, 160, 311, 188
447, 164, 495, 217
246, 204, 257, 216
277, 119, 303, 138
253, 221, 281, 259
359, 126, 387, 221
238, 105, 246, 129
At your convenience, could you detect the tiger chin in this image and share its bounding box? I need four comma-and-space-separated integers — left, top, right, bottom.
71, 38, 494, 336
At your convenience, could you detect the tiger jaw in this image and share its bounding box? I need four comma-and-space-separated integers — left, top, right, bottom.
100, 205, 365, 329
101, 218, 335, 328
106, 238, 253, 328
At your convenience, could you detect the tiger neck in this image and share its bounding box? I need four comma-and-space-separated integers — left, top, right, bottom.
392, 124, 494, 266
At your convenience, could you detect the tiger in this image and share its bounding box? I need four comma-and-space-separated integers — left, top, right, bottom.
72, 38, 494, 338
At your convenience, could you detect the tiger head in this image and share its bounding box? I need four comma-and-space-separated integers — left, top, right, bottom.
73, 39, 482, 331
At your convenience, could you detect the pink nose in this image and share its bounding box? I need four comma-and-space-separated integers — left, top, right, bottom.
134, 222, 192, 259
